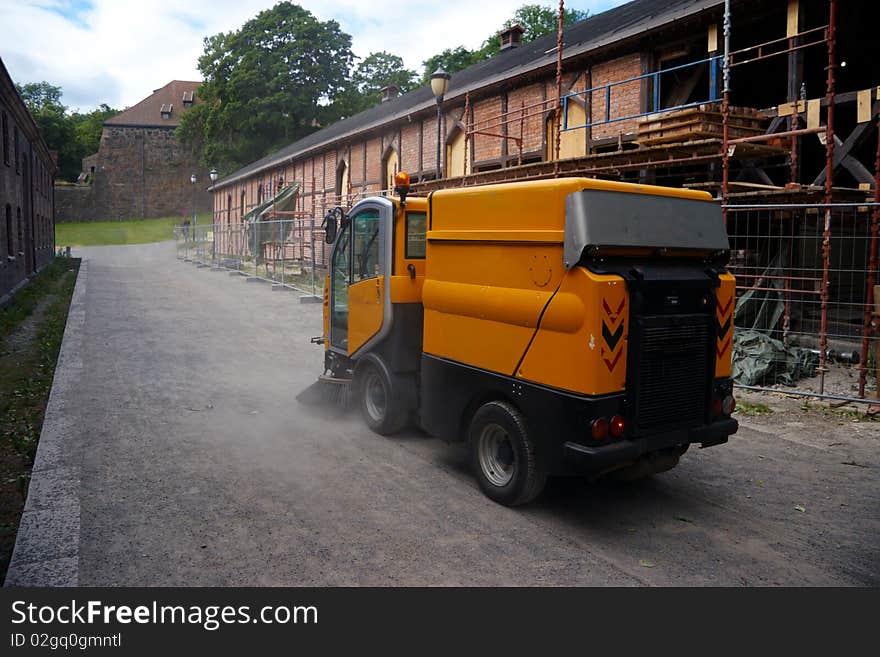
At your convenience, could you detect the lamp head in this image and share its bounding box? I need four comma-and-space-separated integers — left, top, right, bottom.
430, 68, 451, 100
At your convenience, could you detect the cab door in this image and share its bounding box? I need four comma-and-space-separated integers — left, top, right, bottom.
328, 198, 394, 357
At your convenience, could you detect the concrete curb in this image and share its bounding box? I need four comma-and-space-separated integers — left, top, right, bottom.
4, 260, 88, 586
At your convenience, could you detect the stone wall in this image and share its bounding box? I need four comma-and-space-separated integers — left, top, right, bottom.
56, 125, 212, 222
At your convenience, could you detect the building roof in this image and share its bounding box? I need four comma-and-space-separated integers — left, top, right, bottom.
0, 56, 57, 173
214, 0, 723, 189
104, 80, 201, 128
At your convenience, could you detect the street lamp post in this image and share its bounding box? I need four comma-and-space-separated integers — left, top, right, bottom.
190, 173, 197, 226
430, 68, 451, 180
209, 169, 218, 263
190, 173, 197, 259
209, 168, 218, 224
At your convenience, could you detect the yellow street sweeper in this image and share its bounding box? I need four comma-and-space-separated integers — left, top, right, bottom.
303, 173, 738, 506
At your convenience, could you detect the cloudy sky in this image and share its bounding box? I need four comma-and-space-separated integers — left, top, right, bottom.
0, 0, 629, 113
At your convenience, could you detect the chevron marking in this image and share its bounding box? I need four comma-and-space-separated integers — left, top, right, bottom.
717, 296, 733, 317
603, 350, 623, 372
603, 297, 626, 324
602, 320, 624, 351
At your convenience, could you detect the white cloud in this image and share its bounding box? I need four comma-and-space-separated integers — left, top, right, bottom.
0, 0, 626, 112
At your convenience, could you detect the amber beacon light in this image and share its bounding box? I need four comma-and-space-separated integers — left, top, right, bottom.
394, 171, 411, 205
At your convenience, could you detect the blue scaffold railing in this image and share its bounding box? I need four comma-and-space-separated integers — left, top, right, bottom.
562, 55, 723, 132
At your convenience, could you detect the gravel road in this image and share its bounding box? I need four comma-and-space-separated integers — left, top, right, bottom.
8, 242, 878, 586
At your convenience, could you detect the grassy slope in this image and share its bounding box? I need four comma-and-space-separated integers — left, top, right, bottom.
56, 212, 212, 247
0, 258, 80, 580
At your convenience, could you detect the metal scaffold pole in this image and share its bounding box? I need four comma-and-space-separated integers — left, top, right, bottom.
721, 0, 731, 218
818, 0, 837, 394
554, 0, 564, 177
858, 115, 880, 397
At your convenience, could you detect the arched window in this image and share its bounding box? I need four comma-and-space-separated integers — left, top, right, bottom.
240, 190, 246, 222
382, 146, 399, 193
227, 194, 232, 224
3, 204, 11, 259
1, 111, 8, 166
546, 101, 587, 161
335, 159, 349, 203
16, 207, 22, 255
445, 126, 470, 179
257, 184, 263, 204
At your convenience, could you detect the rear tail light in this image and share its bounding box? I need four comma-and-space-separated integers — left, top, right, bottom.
610, 415, 625, 437
712, 394, 736, 416
591, 418, 608, 440
722, 395, 736, 415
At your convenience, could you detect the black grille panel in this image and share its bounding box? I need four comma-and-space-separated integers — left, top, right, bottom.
632, 315, 711, 433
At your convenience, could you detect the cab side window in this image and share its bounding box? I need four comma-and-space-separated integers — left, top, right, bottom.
406, 211, 426, 259
352, 209, 380, 281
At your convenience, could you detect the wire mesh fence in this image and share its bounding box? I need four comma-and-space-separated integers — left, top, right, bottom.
176, 200, 880, 403
726, 203, 879, 401
175, 218, 328, 297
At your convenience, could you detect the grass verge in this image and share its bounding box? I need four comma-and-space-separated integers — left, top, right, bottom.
0, 257, 80, 581
736, 400, 773, 416
56, 212, 212, 247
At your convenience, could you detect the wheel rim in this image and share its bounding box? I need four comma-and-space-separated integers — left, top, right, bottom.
363, 370, 386, 422
477, 423, 517, 487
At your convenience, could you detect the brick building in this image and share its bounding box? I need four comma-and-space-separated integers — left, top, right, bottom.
211, 0, 878, 227
0, 57, 56, 303
56, 80, 212, 222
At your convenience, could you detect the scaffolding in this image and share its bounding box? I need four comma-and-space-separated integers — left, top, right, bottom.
205, 0, 879, 403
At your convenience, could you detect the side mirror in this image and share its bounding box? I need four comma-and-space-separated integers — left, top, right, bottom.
323, 208, 339, 244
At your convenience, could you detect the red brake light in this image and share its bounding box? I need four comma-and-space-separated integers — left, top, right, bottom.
610, 415, 625, 437
591, 418, 608, 440
722, 395, 736, 415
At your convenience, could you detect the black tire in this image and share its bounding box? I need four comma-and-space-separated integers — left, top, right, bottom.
468, 401, 547, 506
357, 361, 408, 436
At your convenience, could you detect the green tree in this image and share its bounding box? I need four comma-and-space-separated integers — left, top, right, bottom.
16, 82, 77, 180
16, 81, 64, 111
336, 51, 417, 117
179, 2, 355, 173
17, 83, 120, 182
70, 103, 119, 158
421, 4, 590, 82
420, 47, 485, 85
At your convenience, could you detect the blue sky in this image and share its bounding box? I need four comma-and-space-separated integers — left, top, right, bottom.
0, 0, 630, 112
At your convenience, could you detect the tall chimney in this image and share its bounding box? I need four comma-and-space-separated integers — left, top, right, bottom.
499, 24, 525, 51
380, 84, 400, 102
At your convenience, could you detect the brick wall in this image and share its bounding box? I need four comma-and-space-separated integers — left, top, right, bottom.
365, 137, 381, 187
590, 53, 642, 140
506, 83, 546, 156
400, 122, 420, 173
350, 142, 363, 187
421, 115, 439, 177
472, 96, 504, 164
1, 87, 55, 300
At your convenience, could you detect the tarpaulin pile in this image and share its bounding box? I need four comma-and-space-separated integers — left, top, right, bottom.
242, 184, 300, 262
731, 249, 818, 386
